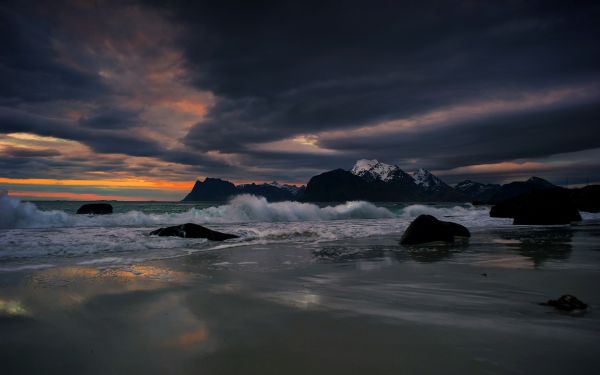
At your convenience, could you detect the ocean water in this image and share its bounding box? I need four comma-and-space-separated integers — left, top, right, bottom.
1, 192, 600, 374
0, 193, 520, 271
1, 192, 600, 271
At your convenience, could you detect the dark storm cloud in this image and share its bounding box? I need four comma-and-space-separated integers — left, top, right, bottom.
1, 145, 61, 158
0, 103, 236, 177
78, 107, 142, 129
2, 0, 600, 186
168, 0, 600, 161
318, 102, 600, 170
0, 3, 109, 104
442, 158, 600, 186
0, 154, 117, 179
0, 107, 164, 157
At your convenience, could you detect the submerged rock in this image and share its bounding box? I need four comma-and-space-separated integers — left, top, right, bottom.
542, 294, 588, 311
490, 188, 581, 225
400, 214, 470, 245
149, 223, 238, 241
76, 203, 113, 215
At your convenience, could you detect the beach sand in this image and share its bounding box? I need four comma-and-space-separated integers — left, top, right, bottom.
1, 225, 600, 374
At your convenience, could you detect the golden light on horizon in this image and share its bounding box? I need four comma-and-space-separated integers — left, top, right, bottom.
7, 191, 154, 201
0, 177, 193, 190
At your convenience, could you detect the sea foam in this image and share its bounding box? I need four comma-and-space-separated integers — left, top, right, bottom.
0, 191, 72, 229
0, 193, 395, 229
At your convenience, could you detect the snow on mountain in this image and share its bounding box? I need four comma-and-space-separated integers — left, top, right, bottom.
455, 180, 497, 194
349, 160, 461, 198
350, 159, 405, 182
455, 179, 482, 192
268, 181, 303, 194
455, 179, 501, 199
411, 168, 446, 192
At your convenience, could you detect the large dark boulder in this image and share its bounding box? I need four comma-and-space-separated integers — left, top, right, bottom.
489, 199, 521, 218
570, 185, 600, 213
76, 203, 113, 215
490, 188, 582, 225
400, 214, 470, 245
150, 223, 238, 241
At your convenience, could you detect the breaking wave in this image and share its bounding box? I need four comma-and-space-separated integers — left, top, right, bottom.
0, 191, 71, 229
0, 193, 395, 229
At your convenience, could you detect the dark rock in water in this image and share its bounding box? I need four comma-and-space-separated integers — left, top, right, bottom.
400, 214, 470, 245
76, 203, 113, 215
149, 223, 238, 241
443, 221, 471, 237
491, 188, 581, 225
543, 294, 588, 311
489, 198, 521, 218
514, 191, 581, 225
570, 185, 600, 213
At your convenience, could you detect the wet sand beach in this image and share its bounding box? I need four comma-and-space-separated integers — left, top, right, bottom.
2, 224, 599, 374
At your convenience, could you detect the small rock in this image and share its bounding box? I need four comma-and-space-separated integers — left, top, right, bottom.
542, 294, 588, 311
76, 203, 113, 215
150, 223, 238, 241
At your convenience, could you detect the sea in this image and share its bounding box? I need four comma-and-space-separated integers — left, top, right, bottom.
1, 192, 600, 374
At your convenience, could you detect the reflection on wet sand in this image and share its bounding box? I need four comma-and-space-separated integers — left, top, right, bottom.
164, 326, 210, 349
310, 236, 474, 264
11, 264, 196, 317
29, 264, 192, 286
497, 228, 573, 268
403, 240, 470, 263
0, 298, 28, 317
313, 245, 386, 262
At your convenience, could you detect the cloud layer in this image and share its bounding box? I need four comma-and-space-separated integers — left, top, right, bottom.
1, 0, 600, 198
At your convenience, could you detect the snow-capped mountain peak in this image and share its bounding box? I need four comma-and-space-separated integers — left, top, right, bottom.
455, 179, 478, 190
351, 159, 401, 182
351, 159, 380, 173
268, 181, 302, 194
411, 168, 445, 191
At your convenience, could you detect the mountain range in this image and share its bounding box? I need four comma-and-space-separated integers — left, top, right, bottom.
182, 178, 305, 202
182, 159, 561, 203
301, 159, 494, 202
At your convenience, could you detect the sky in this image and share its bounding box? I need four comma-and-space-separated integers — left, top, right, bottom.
0, 0, 599, 201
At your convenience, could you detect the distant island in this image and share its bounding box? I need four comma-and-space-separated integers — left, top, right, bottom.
181, 159, 599, 211
182, 179, 305, 202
